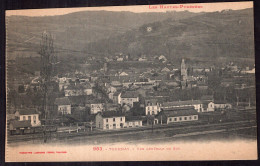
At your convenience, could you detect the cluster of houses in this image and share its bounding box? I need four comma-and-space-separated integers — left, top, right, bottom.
103, 53, 167, 63
94, 95, 233, 129
8, 57, 238, 133
53, 72, 233, 130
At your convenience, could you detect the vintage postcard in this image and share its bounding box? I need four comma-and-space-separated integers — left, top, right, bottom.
5, 1, 257, 161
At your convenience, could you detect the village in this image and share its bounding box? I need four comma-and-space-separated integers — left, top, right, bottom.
6, 50, 256, 141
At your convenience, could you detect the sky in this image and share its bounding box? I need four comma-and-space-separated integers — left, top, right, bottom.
6, 1, 253, 17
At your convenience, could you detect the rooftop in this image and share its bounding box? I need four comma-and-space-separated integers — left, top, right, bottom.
65, 83, 91, 90
125, 116, 142, 122
111, 81, 123, 86
110, 75, 140, 83
54, 97, 71, 105
68, 96, 89, 105
121, 91, 139, 98
10, 120, 31, 128
159, 107, 198, 117
145, 99, 160, 105
100, 111, 125, 118
16, 109, 38, 115
113, 91, 121, 96
162, 100, 203, 107
214, 101, 231, 104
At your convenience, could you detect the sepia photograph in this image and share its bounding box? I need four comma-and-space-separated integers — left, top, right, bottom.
5, 1, 257, 161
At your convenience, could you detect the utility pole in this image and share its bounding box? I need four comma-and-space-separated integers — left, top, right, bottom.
39, 31, 56, 143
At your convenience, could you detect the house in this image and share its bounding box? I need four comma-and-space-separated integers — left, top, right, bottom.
133, 78, 155, 87
125, 116, 143, 128
145, 99, 161, 115
54, 97, 71, 115
156, 106, 198, 124
158, 55, 167, 63
168, 72, 175, 79
79, 76, 90, 83
226, 62, 238, 72
117, 57, 124, 61
111, 81, 123, 87
105, 103, 120, 112
90, 103, 105, 114
119, 91, 139, 107
95, 111, 125, 130
214, 101, 232, 110
68, 96, 89, 108
138, 57, 147, 61
135, 87, 149, 97
119, 72, 129, 76
14, 109, 41, 127
205, 68, 211, 72
108, 85, 117, 93
59, 77, 70, 84
241, 67, 255, 74
58, 77, 71, 91
109, 91, 121, 104
110, 75, 138, 86
164, 81, 179, 87
205, 101, 215, 112
9, 120, 32, 134
161, 67, 171, 73
108, 92, 115, 101
146, 91, 171, 101
90, 74, 99, 82
162, 100, 204, 112
29, 82, 41, 92
192, 67, 204, 73
64, 83, 92, 96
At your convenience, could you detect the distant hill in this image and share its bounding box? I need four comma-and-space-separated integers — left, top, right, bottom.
84, 8, 254, 66
6, 10, 200, 59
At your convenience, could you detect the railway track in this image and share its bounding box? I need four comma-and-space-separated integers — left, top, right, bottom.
7, 119, 256, 144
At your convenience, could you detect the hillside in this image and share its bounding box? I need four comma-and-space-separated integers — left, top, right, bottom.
6, 10, 200, 59
84, 8, 254, 67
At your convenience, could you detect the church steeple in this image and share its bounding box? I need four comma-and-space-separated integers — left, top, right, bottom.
181, 58, 187, 81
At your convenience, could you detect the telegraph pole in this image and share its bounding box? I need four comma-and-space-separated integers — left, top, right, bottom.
39, 31, 56, 143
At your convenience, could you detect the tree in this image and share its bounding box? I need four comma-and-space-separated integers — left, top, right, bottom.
147, 115, 155, 133
132, 102, 145, 116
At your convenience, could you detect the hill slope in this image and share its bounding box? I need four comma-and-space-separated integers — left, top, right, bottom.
6, 10, 200, 58
84, 8, 254, 66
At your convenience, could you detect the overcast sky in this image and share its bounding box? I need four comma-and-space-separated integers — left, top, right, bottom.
6, 1, 253, 16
